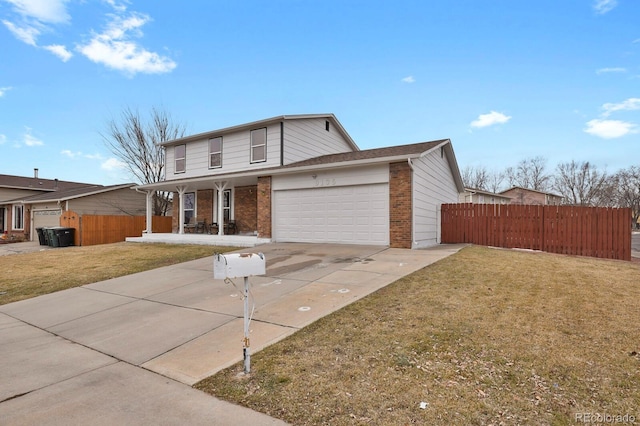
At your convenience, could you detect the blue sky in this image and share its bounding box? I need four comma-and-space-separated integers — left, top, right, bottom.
1, 0, 638, 185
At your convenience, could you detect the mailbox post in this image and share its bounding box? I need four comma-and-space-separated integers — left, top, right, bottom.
213, 252, 266, 374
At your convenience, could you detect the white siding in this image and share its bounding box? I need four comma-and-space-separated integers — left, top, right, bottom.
283, 118, 354, 164
412, 147, 460, 248
165, 124, 283, 180
272, 164, 388, 191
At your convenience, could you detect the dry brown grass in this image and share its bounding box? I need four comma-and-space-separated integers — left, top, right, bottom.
0, 243, 237, 305
195, 246, 640, 425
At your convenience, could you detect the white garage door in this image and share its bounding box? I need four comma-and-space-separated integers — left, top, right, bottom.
33, 209, 62, 229
274, 184, 389, 245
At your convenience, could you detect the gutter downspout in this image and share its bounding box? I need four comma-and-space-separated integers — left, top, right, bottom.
407, 158, 416, 248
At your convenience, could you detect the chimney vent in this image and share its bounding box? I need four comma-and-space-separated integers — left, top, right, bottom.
34, 168, 39, 178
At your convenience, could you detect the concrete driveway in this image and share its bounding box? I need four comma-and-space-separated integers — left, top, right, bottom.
0, 242, 462, 425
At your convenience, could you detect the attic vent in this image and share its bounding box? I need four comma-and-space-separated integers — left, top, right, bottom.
325, 120, 330, 131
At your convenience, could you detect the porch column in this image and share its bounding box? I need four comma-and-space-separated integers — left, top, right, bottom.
176, 186, 187, 234
214, 181, 228, 236
145, 191, 153, 234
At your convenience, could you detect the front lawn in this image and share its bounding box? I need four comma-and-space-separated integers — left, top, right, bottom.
196, 246, 640, 425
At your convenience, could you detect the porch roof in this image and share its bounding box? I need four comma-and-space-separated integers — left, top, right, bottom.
135, 139, 461, 193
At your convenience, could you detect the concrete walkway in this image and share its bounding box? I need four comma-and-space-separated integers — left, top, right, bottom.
0, 242, 463, 425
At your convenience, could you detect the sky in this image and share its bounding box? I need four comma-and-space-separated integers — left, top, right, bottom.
1, 0, 639, 186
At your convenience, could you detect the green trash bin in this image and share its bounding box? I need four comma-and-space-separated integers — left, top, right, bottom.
45, 227, 62, 247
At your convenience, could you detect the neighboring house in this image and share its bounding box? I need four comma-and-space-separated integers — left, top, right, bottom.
0, 171, 146, 241
459, 187, 511, 204
499, 186, 563, 205
134, 113, 465, 249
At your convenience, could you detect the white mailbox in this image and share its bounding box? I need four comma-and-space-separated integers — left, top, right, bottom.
213, 252, 266, 279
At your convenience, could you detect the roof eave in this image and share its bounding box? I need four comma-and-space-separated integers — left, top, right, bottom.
160, 114, 360, 152
24, 184, 136, 204
135, 154, 424, 191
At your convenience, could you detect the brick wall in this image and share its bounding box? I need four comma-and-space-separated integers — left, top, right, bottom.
257, 176, 272, 238
389, 162, 412, 248
197, 190, 214, 223
234, 185, 257, 234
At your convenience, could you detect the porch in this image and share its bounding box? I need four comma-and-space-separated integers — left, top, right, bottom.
125, 232, 271, 248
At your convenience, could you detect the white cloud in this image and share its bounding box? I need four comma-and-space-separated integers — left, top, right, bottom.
103, 0, 128, 13
584, 119, 638, 138
2, 0, 70, 47
2, 19, 40, 46
470, 111, 512, 128
402, 76, 415, 83
0, 134, 6, 144
43, 44, 73, 61
593, 0, 617, 14
0, 86, 12, 97
61, 149, 81, 158
84, 153, 105, 160
4, 0, 71, 24
596, 67, 627, 74
601, 98, 640, 117
4, 0, 176, 72
77, 13, 177, 76
61, 150, 105, 160
101, 157, 127, 171
22, 128, 44, 146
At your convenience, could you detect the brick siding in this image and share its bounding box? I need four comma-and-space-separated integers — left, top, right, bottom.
234, 185, 257, 234
257, 176, 272, 238
389, 162, 412, 248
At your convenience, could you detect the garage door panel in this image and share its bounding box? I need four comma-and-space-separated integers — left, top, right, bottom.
274, 184, 389, 245
33, 210, 62, 230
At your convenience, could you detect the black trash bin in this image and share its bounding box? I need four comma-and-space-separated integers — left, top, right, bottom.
36, 227, 46, 245
45, 227, 62, 247
55, 228, 75, 247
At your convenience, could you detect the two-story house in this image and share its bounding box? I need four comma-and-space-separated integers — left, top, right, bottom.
133, 114, 464, 249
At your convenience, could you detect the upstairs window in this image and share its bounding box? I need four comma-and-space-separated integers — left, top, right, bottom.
175, 144, 186, 173
209, 137, 222, 168
250, 128, 267, 163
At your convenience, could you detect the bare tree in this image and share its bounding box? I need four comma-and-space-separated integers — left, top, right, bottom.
461, 165, 489, 190
505, 156, 551, 191
613, 166, 640, 226
486, 170, 505, 193
552, 160, 609, 206
102, 106, 186, 215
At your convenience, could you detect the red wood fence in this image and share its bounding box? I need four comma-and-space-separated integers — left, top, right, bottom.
441, 204, 632, 261
61, 210, 172, 246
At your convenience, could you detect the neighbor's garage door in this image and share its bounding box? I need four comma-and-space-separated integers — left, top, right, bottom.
273, 184, 389, 245
33, 209, 62, 229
